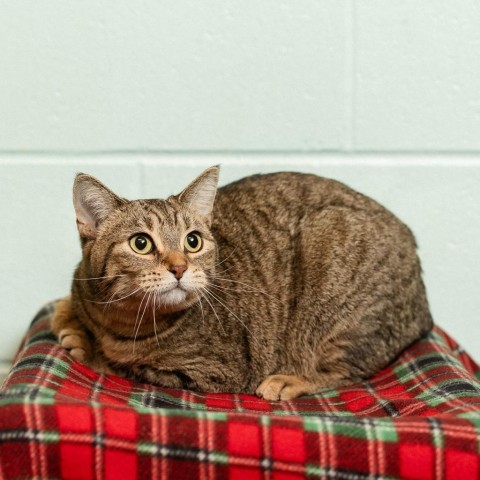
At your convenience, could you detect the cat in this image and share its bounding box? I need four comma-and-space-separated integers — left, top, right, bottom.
51, 166, 433, 401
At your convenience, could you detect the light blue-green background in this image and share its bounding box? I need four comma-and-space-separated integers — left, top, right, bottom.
1, 2, 479, 366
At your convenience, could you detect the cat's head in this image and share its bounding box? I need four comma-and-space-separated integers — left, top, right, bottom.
73, 166, 219, 315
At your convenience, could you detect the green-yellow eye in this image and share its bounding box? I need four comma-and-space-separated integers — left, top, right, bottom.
130, 234, 154, 255
184, 232, 203, 253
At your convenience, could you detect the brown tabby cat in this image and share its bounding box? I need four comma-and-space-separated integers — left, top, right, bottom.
52, 166, 433, 400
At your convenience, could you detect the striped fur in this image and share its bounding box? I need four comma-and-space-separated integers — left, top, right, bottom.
52, 166, 433, 400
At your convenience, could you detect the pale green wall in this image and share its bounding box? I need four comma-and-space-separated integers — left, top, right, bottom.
2, 1, 480, 152
1, 2, 480, 363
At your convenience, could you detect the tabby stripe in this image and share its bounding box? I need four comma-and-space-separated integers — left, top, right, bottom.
75, 284, 101, 334
170, 370, 194, 389
152, 211, 166, 230
142, 205, 155, 231
345, 250, 394, 310
76, 283, 127, 336
98, 241, 120, 281
153, 201, 168, 219
102, 308, 187, 342
165, 203, 179, 230
172, 210, 179, 227
289, 221, 303, 323
84, 304, 142, 340
75, 294, 156, 342
103, 328, 157, 342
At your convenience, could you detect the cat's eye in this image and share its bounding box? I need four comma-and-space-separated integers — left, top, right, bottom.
130, 234, 154, 255
184, 232, 203, 253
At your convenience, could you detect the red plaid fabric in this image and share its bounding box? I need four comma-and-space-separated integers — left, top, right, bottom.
1, 301, 479, 479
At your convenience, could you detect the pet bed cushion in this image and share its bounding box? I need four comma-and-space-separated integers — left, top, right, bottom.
1, 301, 479, 479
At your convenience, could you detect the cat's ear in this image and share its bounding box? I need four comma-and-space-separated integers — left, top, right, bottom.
73, 174, 124, 239
177, 166, 219, 225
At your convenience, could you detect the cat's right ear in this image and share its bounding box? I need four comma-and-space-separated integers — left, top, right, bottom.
73, 174, 124, 239
177, 166, 220, 226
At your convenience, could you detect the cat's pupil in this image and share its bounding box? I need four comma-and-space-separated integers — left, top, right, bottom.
187, 234, 198, 249
135, 237, 147, 250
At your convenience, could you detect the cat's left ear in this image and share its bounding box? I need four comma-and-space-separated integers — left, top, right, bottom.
177, 166, 219, 226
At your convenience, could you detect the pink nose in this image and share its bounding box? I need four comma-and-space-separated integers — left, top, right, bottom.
169, 264, 187, 280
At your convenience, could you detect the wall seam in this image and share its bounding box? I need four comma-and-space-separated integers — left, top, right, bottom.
344, 0, 356, 152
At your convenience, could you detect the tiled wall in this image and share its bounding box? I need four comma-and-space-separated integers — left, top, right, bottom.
1, 2, 480, 363
2, 1, 480, 152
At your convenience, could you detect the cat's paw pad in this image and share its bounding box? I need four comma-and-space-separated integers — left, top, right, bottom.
58, 328, 91, 363
256, 374, 314, 401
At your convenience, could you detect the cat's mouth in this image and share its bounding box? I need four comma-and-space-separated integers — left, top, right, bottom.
136, 278, 199, 310
160, 283, 189, 306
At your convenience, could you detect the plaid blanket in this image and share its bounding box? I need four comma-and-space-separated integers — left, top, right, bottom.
1, 302, 479, 479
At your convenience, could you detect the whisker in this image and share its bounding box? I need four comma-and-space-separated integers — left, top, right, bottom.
193, 287, 206, 330
207, 284, 286, 318
200, 290, 226, 335
209, 265, 236, 276
134, 290, 152, 351
102, 288, 119, 315
208, 276, 282, 303
213, 248, 237, 268
204, 288, 257, 344
99, 285, 122, 306
101, 281, 133, 314
75, 278, 119, 311
86, 287, 142, 305
132, 289, 150, 352
100, 285, 119, 312
135, 289, 152, 338
153, 291, 161, 347
74, 274, 126, 281
207, 283, 242, 293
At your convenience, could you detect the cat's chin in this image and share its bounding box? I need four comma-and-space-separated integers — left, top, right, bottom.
161, 287, 188, 307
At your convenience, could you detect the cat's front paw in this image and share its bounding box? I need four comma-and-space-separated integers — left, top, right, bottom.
58, 328, 92, 364
256, 374, 317, 401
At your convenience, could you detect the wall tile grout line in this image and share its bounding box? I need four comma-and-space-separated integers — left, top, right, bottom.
1, 154, 480, 167
3, 149, 480, 157
344, 0, 357, 152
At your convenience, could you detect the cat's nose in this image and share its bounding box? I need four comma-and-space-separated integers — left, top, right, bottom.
169, 264, 187, 280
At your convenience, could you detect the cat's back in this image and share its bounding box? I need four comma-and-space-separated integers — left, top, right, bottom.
212, 171, 416, 276
214, 171, 395, 230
